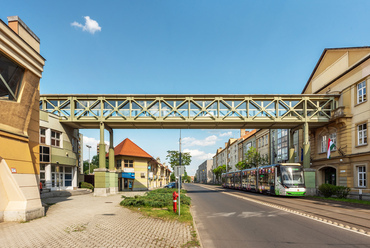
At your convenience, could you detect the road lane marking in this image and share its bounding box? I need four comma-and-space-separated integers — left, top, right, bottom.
190, 184, 370, 238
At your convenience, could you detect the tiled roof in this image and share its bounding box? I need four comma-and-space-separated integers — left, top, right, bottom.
113, 138, 153, 159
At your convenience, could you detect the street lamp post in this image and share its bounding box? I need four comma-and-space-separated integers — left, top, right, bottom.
86, 145, 92, 174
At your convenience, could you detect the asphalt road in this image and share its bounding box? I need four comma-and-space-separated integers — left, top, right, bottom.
185, 183, 370, 248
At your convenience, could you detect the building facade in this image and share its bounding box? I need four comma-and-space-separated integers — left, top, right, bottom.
39, 111, 82, 191
197, 160, 213, 183
0, 16, 45, 222
302, 47, 370, 196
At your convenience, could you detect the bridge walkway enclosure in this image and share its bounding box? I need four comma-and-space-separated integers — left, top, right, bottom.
40, 94, 339, 196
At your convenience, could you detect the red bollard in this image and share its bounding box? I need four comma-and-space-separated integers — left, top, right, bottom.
173, 191, 179, 213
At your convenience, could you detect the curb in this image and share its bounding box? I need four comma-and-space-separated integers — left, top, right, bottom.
189, 205, 203, 248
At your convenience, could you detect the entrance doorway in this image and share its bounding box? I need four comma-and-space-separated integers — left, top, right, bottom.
123, 178, 134, 190
323, 167, 336, 185
51, 165, 73, 190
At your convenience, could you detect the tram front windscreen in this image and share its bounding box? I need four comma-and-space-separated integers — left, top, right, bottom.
281, 166, 305, 188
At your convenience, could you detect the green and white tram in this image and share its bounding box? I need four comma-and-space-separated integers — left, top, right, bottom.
258, 163, 306, 196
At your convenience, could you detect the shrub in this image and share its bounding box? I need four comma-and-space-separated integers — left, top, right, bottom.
318, 184, 336, 198
120, 188, 191, 208
80, 182, 94, 192
335, 186, 351, 199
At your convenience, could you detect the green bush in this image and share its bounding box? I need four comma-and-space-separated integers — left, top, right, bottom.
80, 182, 94, 191
120, 188, 191, 208
319, 184, 351, 199
318, 184, 336, 198
335, 186, 351, 199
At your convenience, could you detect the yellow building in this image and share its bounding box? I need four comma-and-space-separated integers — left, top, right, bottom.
302, 47, 369, 196
0, 16, 45, 221
113, 138, 153, 191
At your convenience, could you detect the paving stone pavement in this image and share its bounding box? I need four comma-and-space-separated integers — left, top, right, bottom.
0, 192, 193, 248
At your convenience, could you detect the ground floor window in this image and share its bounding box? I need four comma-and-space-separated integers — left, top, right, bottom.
51, 165, 74, 188
40, 164, 46, 188
358, 166, 367, 187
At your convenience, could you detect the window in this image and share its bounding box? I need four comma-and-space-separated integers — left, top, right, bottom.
0, 53, 25, 101
357, 166, 366, 187
329, 133, 337, 151
40, 164, 45, 188
39, 146, 50, 163
116, 159, 122, 169
141, 173, 145, 178
64, 167, 73, 187
40, 128, 46, 144
124, 160, 133, 167
358, 123, 367, 146
51, 130, 61, 147
357, 81, 367, 104
320, 135, 327, 153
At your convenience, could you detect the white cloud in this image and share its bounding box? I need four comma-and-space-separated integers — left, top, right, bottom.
182, 135, 218, 147
82, 136, 109, 160
219, 131, 232, 137
71, 16, 102, 34
183, 149, 214, 160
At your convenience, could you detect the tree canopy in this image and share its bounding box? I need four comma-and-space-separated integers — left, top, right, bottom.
235, 146, 268, 170
166, 150, 192, 169
212, 164, 227, 182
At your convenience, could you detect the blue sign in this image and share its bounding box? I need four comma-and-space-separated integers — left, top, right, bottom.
148, 166, 151, 170
122, 172, 135, 179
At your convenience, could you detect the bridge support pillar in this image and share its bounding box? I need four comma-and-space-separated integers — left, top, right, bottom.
108, 129, 118, 194
289, 130, 295, 163
302, 122, 316, 195
94, 122, 110, 196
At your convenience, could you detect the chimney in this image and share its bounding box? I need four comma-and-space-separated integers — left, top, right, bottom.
240, 129, 246, 137
7, 16, 40, 52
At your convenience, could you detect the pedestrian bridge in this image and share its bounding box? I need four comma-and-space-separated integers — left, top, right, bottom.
40, 94, 338, 129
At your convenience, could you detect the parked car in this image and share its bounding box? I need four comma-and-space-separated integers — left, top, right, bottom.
164, 182, 176, 188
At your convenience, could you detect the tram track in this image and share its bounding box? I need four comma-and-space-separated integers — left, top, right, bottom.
194, 184, 370, 235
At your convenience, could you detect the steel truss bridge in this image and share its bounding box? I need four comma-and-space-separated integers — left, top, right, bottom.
40, 94, 339, 130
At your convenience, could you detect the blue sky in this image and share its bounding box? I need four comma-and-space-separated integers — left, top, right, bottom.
2, 1, 370, 176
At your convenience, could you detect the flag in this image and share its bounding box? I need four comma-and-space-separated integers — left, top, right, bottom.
327, 138, 336, 159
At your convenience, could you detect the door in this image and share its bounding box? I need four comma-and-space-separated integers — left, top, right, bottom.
124, 178, 128, 189
324, 167, 336, 185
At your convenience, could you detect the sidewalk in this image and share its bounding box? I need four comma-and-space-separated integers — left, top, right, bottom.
0, 192, 193, 248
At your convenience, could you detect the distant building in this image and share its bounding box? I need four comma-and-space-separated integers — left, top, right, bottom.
112, 138, 170, 191
197, 160, 213, 184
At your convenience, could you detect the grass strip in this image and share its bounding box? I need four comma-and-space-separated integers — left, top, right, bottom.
306, 195, 370, 206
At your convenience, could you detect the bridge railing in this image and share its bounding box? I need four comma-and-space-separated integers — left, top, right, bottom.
40, 94, 338, 125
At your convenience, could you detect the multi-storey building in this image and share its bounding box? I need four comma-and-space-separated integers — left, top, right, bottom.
197, 160, 213, 184
0, 16, 45, 222
227, 139, 238, 171
39, 111, 82, 191
302, 47, 370, 196
256, 129, 270, 164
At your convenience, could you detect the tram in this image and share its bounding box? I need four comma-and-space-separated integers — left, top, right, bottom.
221, 163, 306, 196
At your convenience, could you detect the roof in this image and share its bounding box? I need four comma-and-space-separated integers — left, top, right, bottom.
301, 46, 370, 94
112, 138, 153, 159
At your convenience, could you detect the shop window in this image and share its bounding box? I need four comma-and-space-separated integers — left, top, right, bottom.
357, 166, 367, 187
40, 127, 46, 144
51, 130, 61, 147
124, 160, 133, 168
0, 53, 25, 101
39, 146, 50, 163
358, 123, 367, 146
141, 173, 145, 178
64, 167, 73, 187
357, 81, 367, 104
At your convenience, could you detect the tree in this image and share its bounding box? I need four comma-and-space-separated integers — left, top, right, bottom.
212, 164, 227, 183
235, 160, 246, 170
244, 146, 268, 169
170, 172, 176, 182
166, 150, 192, 170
